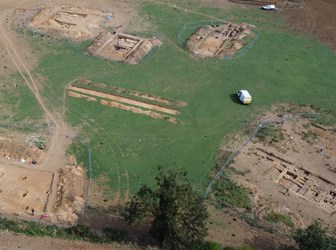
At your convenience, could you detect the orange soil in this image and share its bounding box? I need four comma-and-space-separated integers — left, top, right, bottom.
100, 99, 178, 124
68, 85, 180, 115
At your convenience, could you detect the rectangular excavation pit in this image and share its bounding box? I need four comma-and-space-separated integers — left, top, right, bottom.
0, 163, 53, 217
29, 6, 112, 40
100, 34, 142, 61
186, 22, 255, 59
274, 165, 336, 213
74, 79, 187, 107
87, 32, 162, 64
68, 85, 180, 115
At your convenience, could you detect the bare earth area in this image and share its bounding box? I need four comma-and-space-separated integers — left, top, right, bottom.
208, 105, 336, 248
229, 0, 336, 51
186, 21, 255, 58
87, 32, 162, 64
28, 6, 114, 40
66, 79, 186, 124
231, 105, 336, 229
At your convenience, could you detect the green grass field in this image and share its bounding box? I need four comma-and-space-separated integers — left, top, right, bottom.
7, 1, 335, 199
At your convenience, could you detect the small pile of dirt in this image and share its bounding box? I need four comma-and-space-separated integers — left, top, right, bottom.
0, 137, 44, 164
186, 22, 255, 59
53, 166, 87, 226
87, 32, 162, 64
228, 106, 336, 230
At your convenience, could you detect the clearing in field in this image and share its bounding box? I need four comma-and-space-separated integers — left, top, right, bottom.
0, 162, 53, 218
87, 32, 162, 64
229, 107, 336, 228
186, 22, 255, 58
28, 6, 113, 40
67, 79, 186, 124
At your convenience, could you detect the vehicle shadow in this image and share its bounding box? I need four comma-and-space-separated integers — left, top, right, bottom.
229, 93, 241, 104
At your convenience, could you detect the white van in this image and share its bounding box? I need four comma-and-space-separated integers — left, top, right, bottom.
262, 5, 276, 10
237, 90, 252, 104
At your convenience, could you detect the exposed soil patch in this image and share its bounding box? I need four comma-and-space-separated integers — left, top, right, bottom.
87, 32, 162, 64
52, 166, 87, 226
68, 90, 97, 102
186, 22, 255, 58
0, 162, 53, 219
229, 106, 336, 230
100, 99, 178, 124
66, 79, 186, 124
28, 6, 113, 40
229, 0, 336, 51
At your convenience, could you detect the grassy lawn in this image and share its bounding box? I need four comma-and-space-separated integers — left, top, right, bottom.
20, 1, 336, 200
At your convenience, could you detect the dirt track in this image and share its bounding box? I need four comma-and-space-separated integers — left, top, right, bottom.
0, 3, 70, 217
0, 0, 138, 247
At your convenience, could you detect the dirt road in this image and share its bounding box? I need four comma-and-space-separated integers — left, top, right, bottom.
0, 1, 72, 219
0, 0, 137, 247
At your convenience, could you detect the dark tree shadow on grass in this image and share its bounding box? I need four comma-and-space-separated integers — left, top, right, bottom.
78, 206, 157, 247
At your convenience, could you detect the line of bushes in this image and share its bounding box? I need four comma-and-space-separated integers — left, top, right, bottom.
0, 217, 127, 244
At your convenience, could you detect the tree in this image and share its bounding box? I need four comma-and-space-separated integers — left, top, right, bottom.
124, 168, 209, 249
293, 221, 336, 250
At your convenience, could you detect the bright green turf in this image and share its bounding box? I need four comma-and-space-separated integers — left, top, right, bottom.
24, 1, 336, 198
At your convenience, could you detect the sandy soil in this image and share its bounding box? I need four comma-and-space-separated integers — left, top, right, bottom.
0, 161, 53, 218
186, 22, 255, 59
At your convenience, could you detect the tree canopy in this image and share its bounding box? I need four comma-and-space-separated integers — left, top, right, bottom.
124, 168, 209, 249
293, 221, 336, 250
